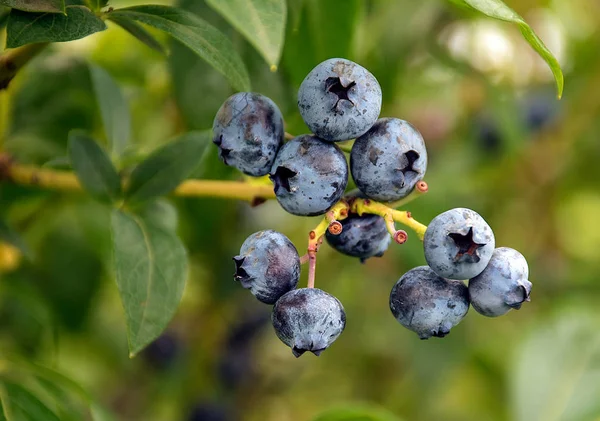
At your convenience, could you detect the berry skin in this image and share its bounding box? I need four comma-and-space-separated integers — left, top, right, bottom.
233, 230, 300, 304
212, 92, 284, 176
272, 288, 346, 357
269, 135, 348, 216
423, 208, 495, 280
325, 213, 390, 262
350, 118, 428, 202
389, 266, 470, 339
468, 247, 532, 317
297, 58, 382, 141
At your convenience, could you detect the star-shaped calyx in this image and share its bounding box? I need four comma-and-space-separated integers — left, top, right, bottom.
326, 77, 356, 110
270, 166, 297, 193
448, 227, 486, 263
399, 150, 420, 173
232, 256, 251, 285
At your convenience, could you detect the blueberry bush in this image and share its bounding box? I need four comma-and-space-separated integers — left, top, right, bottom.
1, 0, 599, 420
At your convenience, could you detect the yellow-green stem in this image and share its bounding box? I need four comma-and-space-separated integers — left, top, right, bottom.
1, 159, 276, 201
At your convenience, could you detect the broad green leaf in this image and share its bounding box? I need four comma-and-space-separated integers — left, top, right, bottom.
0, 0, 65, 13
68, 131, 122, 202
0, 219, 31, 258
136, 198, 178, 233
6, 6, 106, 48
312, 405, 402, 421
512, 312, 600, 421
89, 64, 131, 157
125, 132, 207, 204
206, 0, 286, 69
0, 381, 61, 421
107, 15, 167, 55
449, 0, 564, 98
107, 5, 250, 91
111, 209, 187, 356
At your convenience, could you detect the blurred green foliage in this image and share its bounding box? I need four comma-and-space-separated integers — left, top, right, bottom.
1, 0, 600, 420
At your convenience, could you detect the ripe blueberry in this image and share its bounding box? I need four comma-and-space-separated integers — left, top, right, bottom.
212, 92, 284, 176
272, 288, 346, 357
298, 58, 382, 141
423, 208, 495, 280
350, 118, 428, 202
325, 213, 390, 262
233, 230, 300, 304
269, 135, 348, 216
389, 266, 470, 339
468, 247, 532, 317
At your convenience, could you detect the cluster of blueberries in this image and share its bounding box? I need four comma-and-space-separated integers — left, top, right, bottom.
212, 58, 532, 357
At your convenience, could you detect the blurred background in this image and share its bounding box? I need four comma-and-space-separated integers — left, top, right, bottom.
1, 0, 600, 420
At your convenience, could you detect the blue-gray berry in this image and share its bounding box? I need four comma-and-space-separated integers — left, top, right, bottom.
213, 92, 284, 176
233, 230, 300, 304
468, 247, 532, 317
297, 58, 382, 141
269, 135, 348, 216
424, 208, 495, 280
389, 266, 470, 339
350, 118, 428, 202
272, 288, 346, 357
325, 213, 390, 262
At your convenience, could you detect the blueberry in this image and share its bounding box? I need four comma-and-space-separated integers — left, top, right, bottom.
389, 266, 470, 339
325, 213, 390, 262
212, 92, 284, 176
272, 288, 346, 357
423, 208, 495, 280
350, 118, 428, 202
269, 135, 348, 216
233, 230, 300, 304
297, 58, 382, 141
468, 247, 532, 317
141, 332, 180, 369
187, 401, 232, 421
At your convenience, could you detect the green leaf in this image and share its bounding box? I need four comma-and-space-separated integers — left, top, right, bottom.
0, 0, 65, 13
449, 0, 564, 98
125, 132, 207, 204
136, 198, 178, 233
0, 219, 32, 259
107, 15, 167, 55
6, 5, 107, 48
108, 5, 250, 91
89, 64, 131, 157
512, 311, 600, 421
206, 0, 286, 69
110, 209, 187, 356
312, 405, 402, 421
68, 131, 122, 202
0, 381, 61, 421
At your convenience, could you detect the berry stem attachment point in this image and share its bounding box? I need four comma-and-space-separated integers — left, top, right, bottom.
386, 180, 429, 209
284, 132, 295, 141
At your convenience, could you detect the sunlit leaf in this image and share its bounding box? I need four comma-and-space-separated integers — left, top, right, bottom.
312, 405, 402, 421
448, 0, 564, 98
206, 0, 286, 69
108, 5, 250, 91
